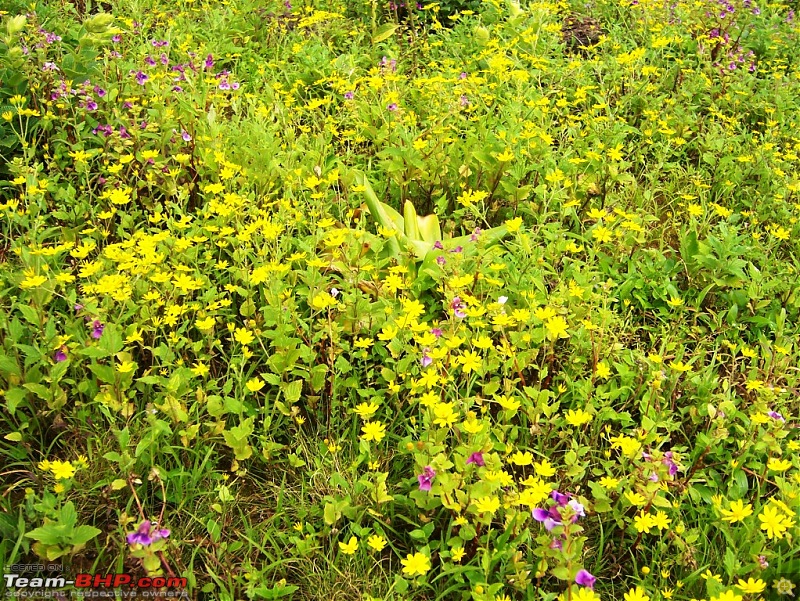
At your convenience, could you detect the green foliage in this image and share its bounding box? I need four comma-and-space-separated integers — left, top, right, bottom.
1, 0, 800, 599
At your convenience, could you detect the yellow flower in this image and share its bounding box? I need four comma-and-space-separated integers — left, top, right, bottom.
720, 499, 753, 523
450, 546, 465, 562
50, 461, 76, 480
633, 511, 657, 533
564, 409, 592, 427
767, 457, 793, 472
473, 496, 500, 514
759, 504, 788, 539
545, 316, 569, 340
361, 421, 386, 443
599, 476, 620, 489
569, 588, 601, 601
191, 362, 209, 377
505, 216, 523, 232
534, 459, 556, 478
433, 402, 458, 428
735, 578, 766, 594
20, 274, 48, 289
233, 327, 255, 346
116, 361, 136, 374
534, 306, 556, 321
709, 590, 741, 601
401, 552, 431, 577
458, 350, 482, 374
196, 316, 215, 331
338, 536, 358, 555
623, 586, 650, 601
510, 451, 533, 466
353, 402, 380, 419
377, 324, 398, 341
652, 511, 671, 530
624, 491, 647, 506
701, 570, 722, 583
367, 535, 386, 552
246, 378, 265, 393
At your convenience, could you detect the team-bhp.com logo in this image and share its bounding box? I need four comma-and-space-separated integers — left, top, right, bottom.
3, 570, 188, 598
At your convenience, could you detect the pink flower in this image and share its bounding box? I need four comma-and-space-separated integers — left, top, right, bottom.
417, 466, 435, 492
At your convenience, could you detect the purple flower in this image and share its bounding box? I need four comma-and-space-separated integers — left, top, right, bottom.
418, 466, 435, 492
758, 555, 769, 569
768, 410, 785, 422
160, 53, 169, 65
466, 452, 485, 467
54, 347, 68, 362
182, 130, 192, 142
550, 537, 563, 550
575, 569, 596, 589
86, 100, 98, 111
551, 490, 569, 506
460, 94, 469, 107
433, 240, 443, 249
204, 54, 214, 69
421, 348, 432, 368
470, 227, 482, 241
91, 320, 104, 340
74, 303, 84, 312
134, 71, 148, 85
662, 452, 679, 476
330, 288, 340, 298
459, 72, 467, 79
649, 472, 660, 482
568, 499, 585, 518
344, 91, 354, 100
145, 55, 156, 67
387, 103, 398, 112
430, 328, 443, 338
436, 256, 446, 266
532, 507, 563, 531
219, 80, 231, 90
126, 520, 170, 546
126, 520, 153, 546
450, 297, 466, 319
449, 246, 463, 253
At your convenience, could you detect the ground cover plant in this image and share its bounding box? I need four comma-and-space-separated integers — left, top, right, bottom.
1, 0, 800, 599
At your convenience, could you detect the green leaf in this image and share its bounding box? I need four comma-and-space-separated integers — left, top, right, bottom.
16, 304, 40, 325
282, 380, 303, 403
4, 387, 27, 414
372, 23, 398, 43
71, 525, 101, 546
393, 575, 409, 594
207, 518, 221, 543
26, 525, 65, 545
99, 324, 124, 355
